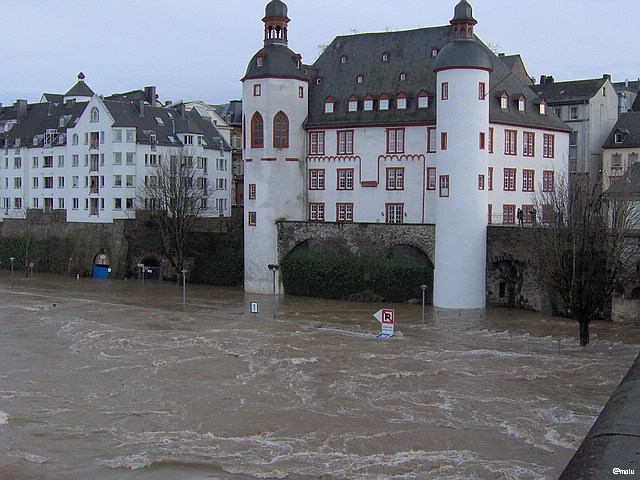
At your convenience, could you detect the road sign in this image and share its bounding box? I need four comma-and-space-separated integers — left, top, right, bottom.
373, 309, 395, 336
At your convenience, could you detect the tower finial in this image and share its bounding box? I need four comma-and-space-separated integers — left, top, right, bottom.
263, 0, 290, 46
78, 72, 85, 82
450, 0, 477, 39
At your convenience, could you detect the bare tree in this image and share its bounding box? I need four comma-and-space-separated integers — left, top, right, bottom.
531, 174, 638, 345
137, 147, 213, 277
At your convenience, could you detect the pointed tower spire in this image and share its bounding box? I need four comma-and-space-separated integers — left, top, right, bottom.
263, 0, 289, 46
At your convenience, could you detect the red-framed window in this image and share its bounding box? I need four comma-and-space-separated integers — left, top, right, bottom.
248, 211, 257, 226
522, 204, 535, 224
505, 130, 517, 155
309, 131, 325, 155
543, 170, 555, 192
308, 169, 325, 190
503, 204, 516, 224
253, 84, 261, 96
337, 130, 354, 155
488, 127, 494, 153
308, 203, 325, 222
478, 82, 486, 100
386, 128, 405, 154
488, 204, 493, 224
503, 168, 516, 191
441, 82, 449, 100
427, 127, 437, 153
336, 203, 354, 222
273, 111, 289, 148
427, 167, 436, 190
386, 167, 404, 190
250, 112, 264, 148
441, 132, 448, 151
488, 166, 493, 191
386, 203, 404, 224
543, 134, 555, 158
522, 169, 535, 192
479, 132, 486, 150
248, 183, 256, 200
478, 174, 485, 190
337, 168, 354, 190
439, 175, 449, 197
523, 131, 535, 157
298, 86, 304, 98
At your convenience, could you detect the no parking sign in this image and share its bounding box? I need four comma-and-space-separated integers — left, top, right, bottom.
373, 309, 395, 337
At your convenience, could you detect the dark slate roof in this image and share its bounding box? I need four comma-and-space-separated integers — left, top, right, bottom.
433, 38, 493, 72
213, 100, 243, 127
306, 26, 570, 132
452, 0, 475, 22
243, 44, 308, 82
105, 89, 147, 103
602, 111, 640, 149
606, 163, 640, 196
264, 0, 288, 20
103, 100, 230, 151
65, 79, 95, 98
41, 93, 64, 104
533, 77, 607, 105
498, 54, 533, 86
633, 95, 640, 112
3, 100, 88, 148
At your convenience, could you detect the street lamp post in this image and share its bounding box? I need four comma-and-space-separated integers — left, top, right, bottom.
181, 269, 187, 305
9, 257, 15, 288
268, 264, 279, 319
420, 284, 428, 325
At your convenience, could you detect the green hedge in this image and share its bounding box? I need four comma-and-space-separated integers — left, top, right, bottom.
281, 250, 433, 303
190, 247, 244, 286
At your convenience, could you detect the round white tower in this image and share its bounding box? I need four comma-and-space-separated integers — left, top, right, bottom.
432, 0, 493, 309
242, 0, 309, 294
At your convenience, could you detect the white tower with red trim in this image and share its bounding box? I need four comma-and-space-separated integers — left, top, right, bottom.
242, 0, 309, 294
433, 0, 493, 309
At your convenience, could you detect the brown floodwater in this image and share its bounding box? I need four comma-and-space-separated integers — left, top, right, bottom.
0, 272, 638, 480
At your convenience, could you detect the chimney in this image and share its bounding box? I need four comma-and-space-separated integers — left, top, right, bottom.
15, 99, 27, 124
177, 103, 186, 118
539, 75, 547, 85
603, 73, 611, 81
134, 99, 145, 116
498, 52, 505, 57
546, 76, 554, 85
144, 86, 157, 107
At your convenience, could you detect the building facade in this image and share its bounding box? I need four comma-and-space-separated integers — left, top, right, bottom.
0, 75, 233, 223
242, 0, 571, 307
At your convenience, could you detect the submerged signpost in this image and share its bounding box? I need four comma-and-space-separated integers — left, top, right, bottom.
374, 308, 395, 338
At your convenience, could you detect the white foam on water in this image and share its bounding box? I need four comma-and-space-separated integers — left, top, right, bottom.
16, 451, 49, 464
0, 410, 8, 424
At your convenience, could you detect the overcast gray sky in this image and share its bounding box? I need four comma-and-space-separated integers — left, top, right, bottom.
1, 0, 637, 107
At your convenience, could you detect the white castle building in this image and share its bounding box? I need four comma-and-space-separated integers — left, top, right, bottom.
242, 0, 570, 308
0, 75, 233, 224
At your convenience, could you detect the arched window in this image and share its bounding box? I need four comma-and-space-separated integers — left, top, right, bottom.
72, 133, 79, 145
90, 107, 99, 122
251, 112, 264, 148
273, 111, 289, 148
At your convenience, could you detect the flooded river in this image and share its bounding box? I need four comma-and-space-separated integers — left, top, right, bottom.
0, 272, 639, 480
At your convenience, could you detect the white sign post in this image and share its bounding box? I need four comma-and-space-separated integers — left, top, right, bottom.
250, 301, 259, 315
373, 308, 395, 338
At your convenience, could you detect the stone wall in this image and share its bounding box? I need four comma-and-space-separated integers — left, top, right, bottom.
277, 221, 436, 265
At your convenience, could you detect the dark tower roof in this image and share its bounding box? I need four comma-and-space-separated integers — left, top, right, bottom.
264, 0, 288, 20
433, 0, 492, 72
64, 72, 95, 98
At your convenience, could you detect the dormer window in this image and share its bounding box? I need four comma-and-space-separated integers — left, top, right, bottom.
399, 72, 406, 81
518, 95, 526, 112
500, 92, 509, 110
363, 95, 374, 111
357, 74, 364, 84
256, 56, 263, 67
417, 91, 429, 109
348, 96, 358, 112
382, 52, 389, 62
155, 116, 164, 125
340, 55, 348, 64
614, 131, 627, 143
396, 93, 407, 110
539, 101, 547, 115
316, 78, 322, 85
431, 48, 439, 57
379, 94, 389, 111
324, 97, 334, 114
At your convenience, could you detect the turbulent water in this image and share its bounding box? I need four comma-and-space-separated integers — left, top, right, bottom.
0, 272, 639, 480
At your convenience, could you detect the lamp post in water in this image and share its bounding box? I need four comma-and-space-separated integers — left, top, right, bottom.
420, 284, 428, 324
9, 257, 15, 288
181, 269, 187, 305
268, 264, 279, 318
